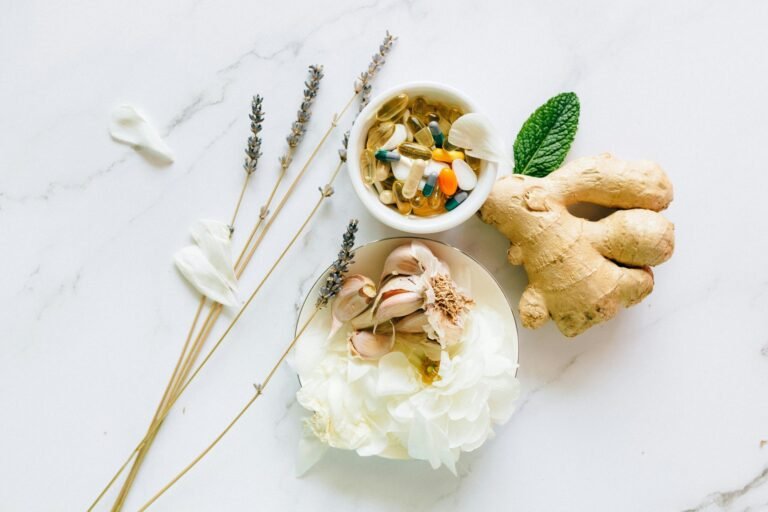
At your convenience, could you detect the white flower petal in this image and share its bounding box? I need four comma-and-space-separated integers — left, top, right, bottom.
447, 113, 508, 164
174, 246, 239, 306
109, 105, 174, 164
296, 426, 328, 477
174, 220, 239, 306
376, 352, 421, 396
190, 220, 238, 287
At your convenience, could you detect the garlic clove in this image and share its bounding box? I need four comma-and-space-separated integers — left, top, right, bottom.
374, 291, 424, 324
350, 307, 376, 330
330, 274, 376, 336
394, 311, 429, 333
349, 329, 395, 360
380, 244, 422, 282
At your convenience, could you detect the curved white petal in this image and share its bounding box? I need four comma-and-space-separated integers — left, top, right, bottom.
447, 113, 509, 164
109, 105, 174, 163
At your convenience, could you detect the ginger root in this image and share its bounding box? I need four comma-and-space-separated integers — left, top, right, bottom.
480, 153, 674, 337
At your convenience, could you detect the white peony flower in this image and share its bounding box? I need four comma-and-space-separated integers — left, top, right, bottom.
293, 305, 520, 475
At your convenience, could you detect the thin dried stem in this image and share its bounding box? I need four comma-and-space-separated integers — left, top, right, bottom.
137, 308, 320, 512
91, 32, 395, 509
138, 219, 357, 510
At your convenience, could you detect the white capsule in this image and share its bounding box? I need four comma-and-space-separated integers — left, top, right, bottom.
381, 124, 407, 150
392, 155, 413, 181
452, 158, 478, 191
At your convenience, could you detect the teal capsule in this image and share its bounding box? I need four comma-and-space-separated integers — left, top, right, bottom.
422, 172, 438, 197
445, 191, 468, 211
428, 121, 444, 148
375, 149, 401, 162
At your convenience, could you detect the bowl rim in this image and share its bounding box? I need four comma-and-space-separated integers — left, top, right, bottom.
346, 81, 498, 234
294, 236, 519, 379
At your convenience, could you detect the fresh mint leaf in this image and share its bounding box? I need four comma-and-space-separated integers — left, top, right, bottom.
513, 92, 580, 177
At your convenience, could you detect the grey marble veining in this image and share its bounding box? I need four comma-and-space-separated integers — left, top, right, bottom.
1, 0, 767, 510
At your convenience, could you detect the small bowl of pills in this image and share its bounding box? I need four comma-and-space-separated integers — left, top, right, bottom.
347, 82, 498, 234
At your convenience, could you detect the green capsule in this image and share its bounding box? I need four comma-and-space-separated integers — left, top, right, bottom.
445, 191, 468, 211
428, 121, 444, 148
376, 94, 409, 122
398, 142, 432, 160
375, 149, 401, 162
422, 172, 438, 197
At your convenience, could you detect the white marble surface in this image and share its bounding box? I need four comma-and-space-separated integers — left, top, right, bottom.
2, 1, 767, 510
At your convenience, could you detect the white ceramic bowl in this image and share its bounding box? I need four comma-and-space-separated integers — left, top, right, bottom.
347, 82, 498, 234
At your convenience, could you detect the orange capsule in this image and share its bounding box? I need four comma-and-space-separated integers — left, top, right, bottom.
431, 148, 465, 163
438, 167, 458, 196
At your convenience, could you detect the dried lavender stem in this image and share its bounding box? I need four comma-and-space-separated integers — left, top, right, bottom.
101, 94, 264, 512
107, 298, 207, 512
138, 220, 357, 510
228, 172, 251, 228
137, 308, 321, 512
235, 93, 356, 274
91, 33, 394, 508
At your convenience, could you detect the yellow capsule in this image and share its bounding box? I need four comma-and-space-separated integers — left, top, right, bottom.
414, 126, 434, 148
432, 148, 465, 163
465, 155, 482, 172
406, 116, 425, 137
366, 122, 395, 150
360, 149, 375, 185
442, 139, 460, 151
379, 189, 395, 205
402, 159, 426, 199
374, 160, 390, 182
448, 107, 462, 123
411, 96, 428, 115
438, 117, 451, 136
428, 189, 446, 211
376, 94, 409, 122
398, 142, 433, 160
410, 190, 427, 208
392, 181, 412, 215
437, 103, 451, 120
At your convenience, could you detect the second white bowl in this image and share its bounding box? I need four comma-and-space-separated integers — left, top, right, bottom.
346, 82, 498, 234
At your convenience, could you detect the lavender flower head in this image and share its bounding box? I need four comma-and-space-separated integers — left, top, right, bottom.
354, 31, 397, 110
316, 219, 359, 308
285, 64, 324, 150
243, 95, 264, 175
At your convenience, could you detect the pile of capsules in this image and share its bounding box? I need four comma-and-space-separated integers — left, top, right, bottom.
360, 93, 481, 217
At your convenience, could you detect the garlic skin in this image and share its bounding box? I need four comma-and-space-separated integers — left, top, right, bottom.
380, 244, 422, 282
349, 329, 395, 360
394, 311, 429, 334
330, 275, 376, 336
